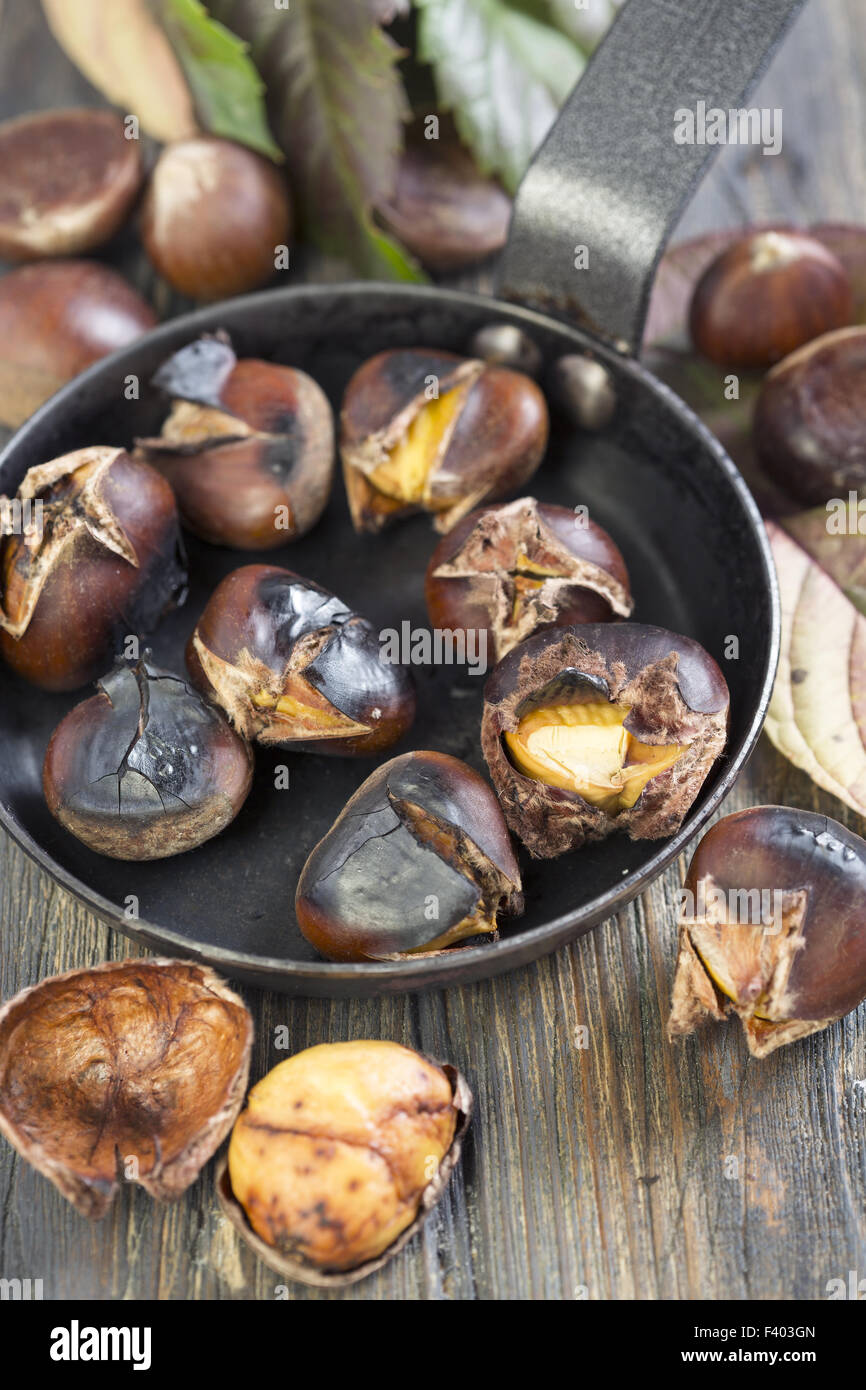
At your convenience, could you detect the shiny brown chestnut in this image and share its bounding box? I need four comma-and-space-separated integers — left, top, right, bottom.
753, 326, 866, 504
0, 958, 252, 1218
135, 335, 334, 549
481, 623, 729, 857
340, 348, 549, 534
425, 497, 632, 666
668, 806, 866, 1058
295, 750, 523, 961
43, 660, 254, 860
689, 230, 853, 368
187, 564, 415, 755
0, 447, 186, 691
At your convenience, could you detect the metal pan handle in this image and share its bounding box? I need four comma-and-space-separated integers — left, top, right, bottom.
496, 0, 808, 355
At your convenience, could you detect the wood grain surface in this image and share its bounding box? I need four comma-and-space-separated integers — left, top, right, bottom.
1, 0, 865, 1302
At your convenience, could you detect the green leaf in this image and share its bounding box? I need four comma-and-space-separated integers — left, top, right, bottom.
157, 0, 281, 160
543, 0, 619, 50
415, 0, 585, 193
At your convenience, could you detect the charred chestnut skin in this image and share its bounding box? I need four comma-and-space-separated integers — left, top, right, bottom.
295, 750, 523, 961
135, 335, 335, 549
0, 447, 186, 691
481, 623, 730, 857
43, 660, 254, 860
668, 806, 866, 1057
340, 348, 549, 534
689, 230, 853, 368
187, 564, 415, 755
754, 326, 866, 504
425, 497, 632, 665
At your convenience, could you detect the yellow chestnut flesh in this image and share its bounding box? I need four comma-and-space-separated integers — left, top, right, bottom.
369, 382, 470, 507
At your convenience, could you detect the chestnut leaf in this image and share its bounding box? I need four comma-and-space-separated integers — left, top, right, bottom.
782, 509, 866, 618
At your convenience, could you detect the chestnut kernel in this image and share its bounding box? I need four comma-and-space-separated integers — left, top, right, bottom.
425, 496, 632, 665
187, 563, 415, 755
0, 958, 252, 1218
548, 354, 617, 431
141, 137, 292, 301
0, 108, 143, 260
481, 623, 729, 857
689, 230, 853, 368
219, 1040, 471, 1281
0, 446, 186, 691
753, 325, 866, 504
295, 750, 523, 961
668, 806, 866, 1057
43, 659, 254, 860
340, 348, 549, 534
135, 334, 335, 549
469, 323, 543, 377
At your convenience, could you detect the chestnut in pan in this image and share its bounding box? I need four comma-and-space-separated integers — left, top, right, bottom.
481, 623, 729, 857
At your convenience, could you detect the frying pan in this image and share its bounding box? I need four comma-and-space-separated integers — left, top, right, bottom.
0, 0, 802, 995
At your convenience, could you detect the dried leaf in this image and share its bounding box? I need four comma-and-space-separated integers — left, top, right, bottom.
782, 507, 866, 618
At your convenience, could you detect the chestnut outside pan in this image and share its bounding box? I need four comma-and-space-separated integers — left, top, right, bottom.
0, 0, 801, 995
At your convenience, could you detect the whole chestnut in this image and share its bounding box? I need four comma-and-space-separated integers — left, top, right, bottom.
548, 354, 617, 431
43, 659, 254, 860
0, 447, 186, 691
0, 261, 156, 429
689, 230, 853, 368
221, 1041, 470, 1278
187, 564, 415, 755
469, 323, 543, 377
753, 325, 866, 504
295, 750, 523, 961
340, 348, 549, 534
668, 806, 866, 1057
135, 334, 334, 549
425, 496, 632, 666
0, 108, 143, 260
481, 623, 729, 857
140, 137, 292, 301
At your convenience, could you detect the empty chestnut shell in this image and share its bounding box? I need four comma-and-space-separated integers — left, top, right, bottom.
0, 958, 253, 1218
0, 447, 186, 691
135, 335, 335, 549
340, 348, 549, 534
753, 326, 866, 504
218, 1040, 472, 1283
187, 564, 415, 755
481, 623, 729, 857
668, 806, 866, 1057
43, 660, 254, 860
689, 230, 853, 368
425, 497, 632, 665
295, 750, 523, 960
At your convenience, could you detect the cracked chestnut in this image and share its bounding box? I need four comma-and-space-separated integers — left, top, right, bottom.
295, 750, 523, 961
481, 623, 729, 857
135, 335, 335, 549
0, 447, 186, 691
43, 660, 254, 860
187, 564, 415, 755
668, 806, 866, 1058
0, 958, 252, 1218
425, 497, 632, 666
340, 348, 549, 534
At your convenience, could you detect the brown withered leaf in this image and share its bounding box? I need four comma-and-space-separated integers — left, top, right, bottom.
782, 507, 866, 618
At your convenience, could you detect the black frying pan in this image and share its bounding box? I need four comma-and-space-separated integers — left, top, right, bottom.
0, 0, 802, 995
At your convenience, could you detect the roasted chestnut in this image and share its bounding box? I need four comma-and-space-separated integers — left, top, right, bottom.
753, 326, 866, 504
295, 750, 523, 960
469, 323, 543, 377
548, 354, 617, 431
668, 806, 866, 1057
340, 348, 549, 534
0, 108, 143, 260
689, 230, 853, 368
425, 497, 632, 666
481, 623, 729, 857
135, 335, 334, 549
219, 1041, 471, 1280
187, 564, 415, 755
43, 660, 254, 860
0, 447, 186, 691
0, 958, 252, 1218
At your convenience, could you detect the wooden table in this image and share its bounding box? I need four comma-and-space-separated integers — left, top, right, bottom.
1, 0, 865, 1301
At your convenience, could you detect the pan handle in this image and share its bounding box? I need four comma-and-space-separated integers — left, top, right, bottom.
495, 0, 808, 355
